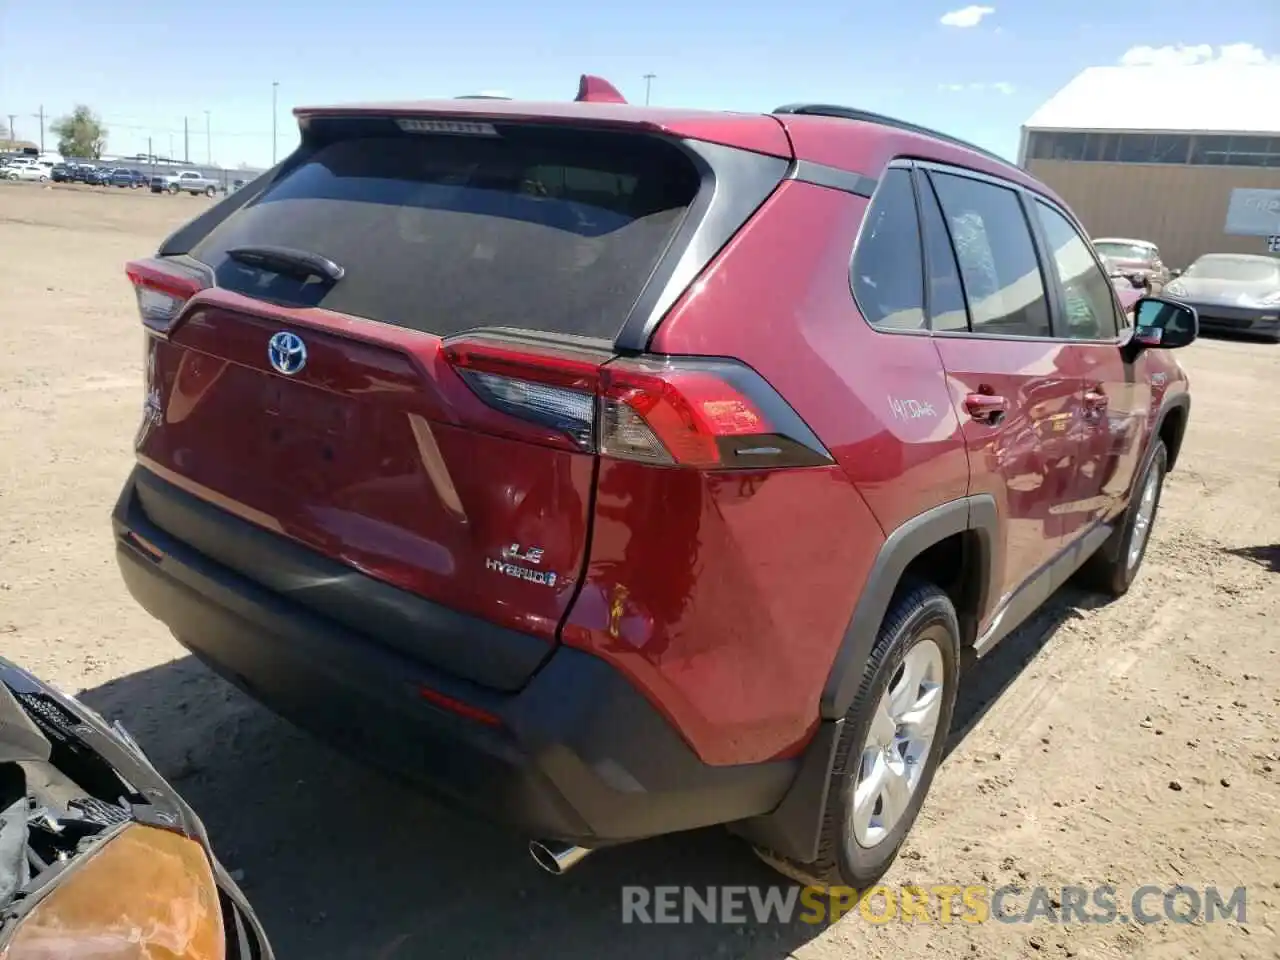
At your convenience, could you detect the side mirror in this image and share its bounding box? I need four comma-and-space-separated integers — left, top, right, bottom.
1133, 296, 1198, 349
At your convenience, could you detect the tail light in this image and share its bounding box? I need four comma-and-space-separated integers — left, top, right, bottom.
125, 258, 208, 336
444, 336, 834, 470
418, 684, 503, 727
446, 338, 600, 451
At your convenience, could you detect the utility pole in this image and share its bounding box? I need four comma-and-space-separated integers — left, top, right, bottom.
204, 110, 211, 165
643, 74, 656, 106
5, 115, 15, 147
184, 116, 189, 163
32, 105, 45, 152
148, 137, 153, 174
272, 81, 279, 165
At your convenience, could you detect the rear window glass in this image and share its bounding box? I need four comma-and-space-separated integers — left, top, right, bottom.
190, 125, 702, 340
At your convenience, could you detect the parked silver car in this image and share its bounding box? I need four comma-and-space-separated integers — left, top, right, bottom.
1164, 254, 1280, 340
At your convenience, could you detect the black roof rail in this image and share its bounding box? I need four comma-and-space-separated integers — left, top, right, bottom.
772, 103, 1018, 171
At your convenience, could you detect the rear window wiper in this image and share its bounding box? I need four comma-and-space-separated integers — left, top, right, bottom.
226, 245, 345, 284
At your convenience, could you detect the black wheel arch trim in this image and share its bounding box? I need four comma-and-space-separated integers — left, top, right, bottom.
1148, 389, 1190, 474
820, 494, 998, 720
729, 494, 997, 865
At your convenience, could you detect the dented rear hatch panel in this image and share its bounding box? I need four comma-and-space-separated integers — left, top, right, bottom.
130, 112, 790, 692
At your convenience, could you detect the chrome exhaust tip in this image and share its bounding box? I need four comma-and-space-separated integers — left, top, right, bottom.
529, 839, 592, 875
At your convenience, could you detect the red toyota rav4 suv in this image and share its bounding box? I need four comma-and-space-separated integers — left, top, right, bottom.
112, 79, 1197, 890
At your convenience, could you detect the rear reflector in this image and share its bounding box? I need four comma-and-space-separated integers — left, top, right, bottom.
125, 258, 208, 336
120, 531, 164, 563
443, 336, 833, 470
418, 685, 503, 727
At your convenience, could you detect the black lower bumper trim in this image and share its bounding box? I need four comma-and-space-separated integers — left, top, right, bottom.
113, 467, 797, 846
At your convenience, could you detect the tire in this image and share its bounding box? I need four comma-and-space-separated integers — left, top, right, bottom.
169, 184, 180, 195
205, 185, 216, 197
754, 582, 961, 891
1077, 441, 1167, 597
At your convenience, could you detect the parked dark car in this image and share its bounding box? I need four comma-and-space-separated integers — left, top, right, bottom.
50, 164, 72, 183
0, 656, 274, 957
114, 77, 1198, 891
112, 168, 146, 188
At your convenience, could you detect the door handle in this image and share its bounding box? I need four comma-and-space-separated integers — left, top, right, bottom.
1084, 389, 1109, 414
964, 392, 1007, 424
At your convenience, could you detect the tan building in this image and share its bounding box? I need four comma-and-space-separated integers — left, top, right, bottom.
1018, 64, 1280, 270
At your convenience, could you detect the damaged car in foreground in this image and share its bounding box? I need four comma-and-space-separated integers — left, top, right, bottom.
0, 657, 272, 959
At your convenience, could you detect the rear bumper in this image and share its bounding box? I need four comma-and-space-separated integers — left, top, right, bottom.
112, 466, 796, 846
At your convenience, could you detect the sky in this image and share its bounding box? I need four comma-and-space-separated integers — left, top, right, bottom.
0, 0, 1276, 168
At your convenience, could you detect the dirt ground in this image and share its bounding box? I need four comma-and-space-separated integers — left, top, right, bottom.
1, 182, 1277, 960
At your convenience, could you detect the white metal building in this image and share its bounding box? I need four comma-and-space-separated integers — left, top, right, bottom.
1018, 64, 1280, 268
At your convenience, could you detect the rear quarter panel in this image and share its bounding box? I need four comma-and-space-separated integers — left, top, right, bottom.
583, 180, 970, 764
560, 462, 881, 765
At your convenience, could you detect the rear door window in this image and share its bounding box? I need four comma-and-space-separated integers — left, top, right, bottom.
190, 125, 702, 341
928, 171, 1052, 338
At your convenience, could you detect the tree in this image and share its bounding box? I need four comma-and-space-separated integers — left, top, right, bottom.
51, 106, 107, 158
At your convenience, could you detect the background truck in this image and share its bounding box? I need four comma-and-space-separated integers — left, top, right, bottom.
151, 170, 218, 196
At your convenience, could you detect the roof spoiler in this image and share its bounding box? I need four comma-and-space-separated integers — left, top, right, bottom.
575, 75, 627, 104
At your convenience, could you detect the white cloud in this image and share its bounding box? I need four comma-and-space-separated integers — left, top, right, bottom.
1215, 42, 1275, 64
938, 81, 1016, 94
939, 5, 995, 28
1119, 42, 1276, 67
